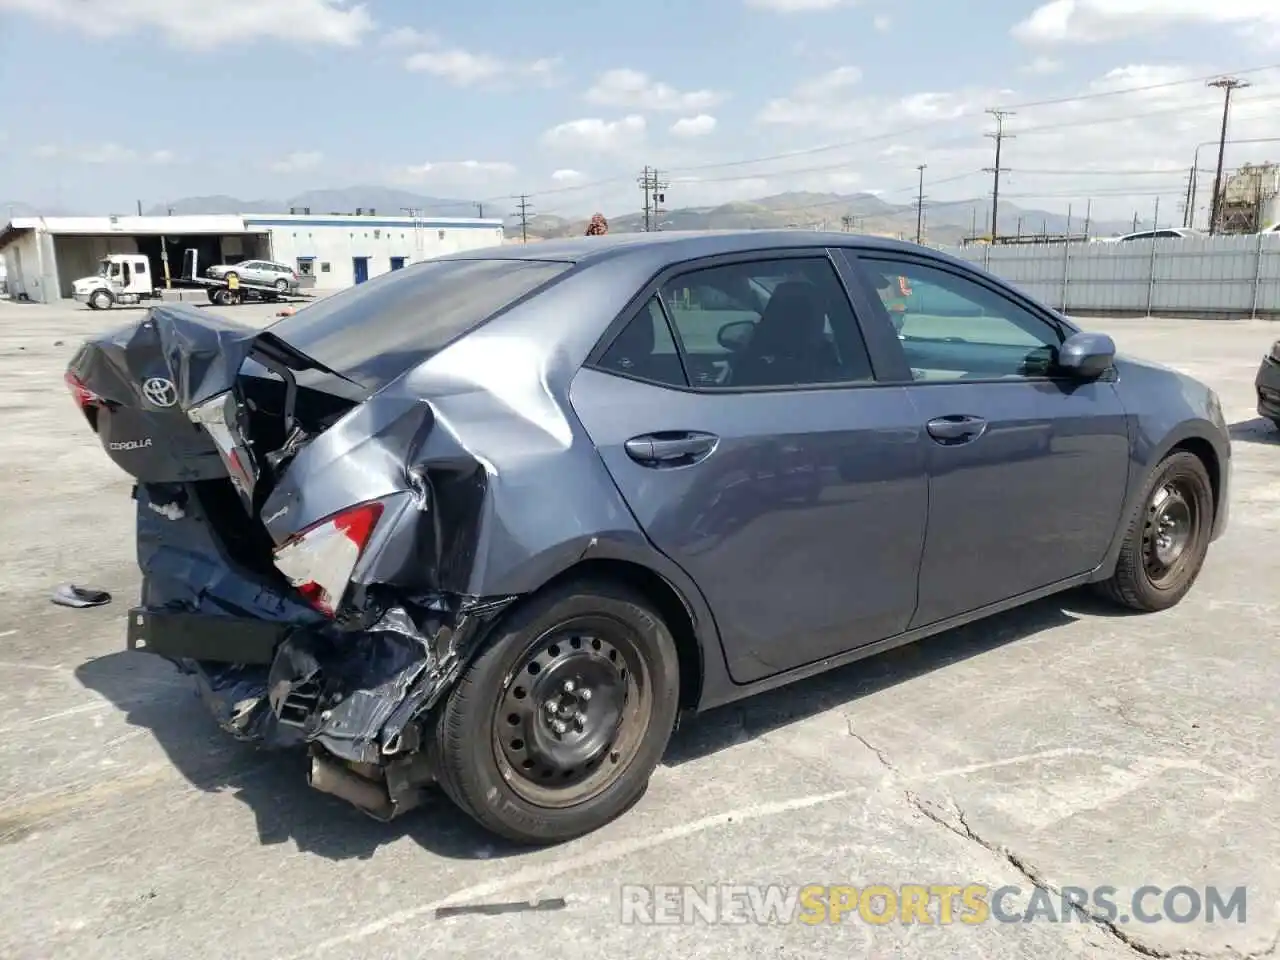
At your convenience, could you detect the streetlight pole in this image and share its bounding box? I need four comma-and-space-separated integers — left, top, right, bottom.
1207, 77, 1249, 235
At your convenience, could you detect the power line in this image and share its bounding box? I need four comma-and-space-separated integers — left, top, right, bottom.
997, 62, 1280, 111
511, 195, 533, 243
984, 109, 1014, 241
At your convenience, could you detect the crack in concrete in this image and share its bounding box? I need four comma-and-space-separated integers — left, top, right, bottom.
848, 725, 1279, 960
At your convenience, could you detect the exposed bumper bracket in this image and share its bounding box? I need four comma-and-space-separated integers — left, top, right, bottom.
127, 607, 286, 665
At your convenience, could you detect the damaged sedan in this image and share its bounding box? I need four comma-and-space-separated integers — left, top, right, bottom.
66, 231, 1231, 843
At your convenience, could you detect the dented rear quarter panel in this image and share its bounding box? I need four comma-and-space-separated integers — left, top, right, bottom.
260, 253, 725, 649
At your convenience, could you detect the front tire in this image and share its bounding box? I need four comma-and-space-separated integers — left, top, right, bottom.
434, 578, 680, 845
89, 290, 113, 311
1100, 451, 1214, 612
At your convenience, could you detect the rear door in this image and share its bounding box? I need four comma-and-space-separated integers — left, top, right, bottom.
841, 250, 1131, 628
570, 250, 929, 685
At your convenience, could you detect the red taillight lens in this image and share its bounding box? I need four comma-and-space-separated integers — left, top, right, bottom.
271, 501, 384, 616
64, 370, 100, 409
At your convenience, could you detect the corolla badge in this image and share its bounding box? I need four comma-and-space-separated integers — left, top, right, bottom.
142, 377, 177, 408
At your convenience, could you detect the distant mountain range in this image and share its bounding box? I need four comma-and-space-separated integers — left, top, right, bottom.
5, 185, 1146, 245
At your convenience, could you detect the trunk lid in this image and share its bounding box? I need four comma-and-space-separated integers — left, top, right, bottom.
66, 303, 367, 501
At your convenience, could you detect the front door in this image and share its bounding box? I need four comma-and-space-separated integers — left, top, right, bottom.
352, 257, 369, 284
845, 252, 1132, 627
571, 252, 929, 684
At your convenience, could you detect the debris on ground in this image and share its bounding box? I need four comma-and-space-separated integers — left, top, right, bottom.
50, 584, 112, 609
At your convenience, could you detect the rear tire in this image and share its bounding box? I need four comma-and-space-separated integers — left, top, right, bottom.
274, 278, 290, 293
1099, 451, 1214, 612
434, 578, 680, 845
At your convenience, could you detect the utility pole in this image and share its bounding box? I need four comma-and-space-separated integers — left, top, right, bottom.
402, 206, 425, 257
914, 164, 927, 244
1207, 77, 1249, 236
475, 201, 484, 218
1152, 196, 1161, 231
1083, 199, 1092, 238
1182, 166, 1196, 228
637, 167, 669, 231
984, 109, 1014, 242
512, 195, 532, 243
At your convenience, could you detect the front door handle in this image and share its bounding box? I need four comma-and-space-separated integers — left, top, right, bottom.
624, 431, 718, 465
926, 415, 987, 444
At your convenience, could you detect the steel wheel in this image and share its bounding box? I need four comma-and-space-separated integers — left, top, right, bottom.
493, 615, 651, 809
1141, 478, 1200, 589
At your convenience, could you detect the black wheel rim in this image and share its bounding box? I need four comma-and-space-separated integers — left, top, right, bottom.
1142, 478, 1200, 589
493, 615, 652, 808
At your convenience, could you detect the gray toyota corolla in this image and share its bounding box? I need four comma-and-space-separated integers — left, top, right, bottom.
66, 231, 1231, 844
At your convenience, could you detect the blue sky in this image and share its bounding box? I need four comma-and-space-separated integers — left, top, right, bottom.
2, 0, 1279, 223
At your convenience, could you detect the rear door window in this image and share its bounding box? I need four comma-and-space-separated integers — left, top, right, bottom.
266, 258, 571, 391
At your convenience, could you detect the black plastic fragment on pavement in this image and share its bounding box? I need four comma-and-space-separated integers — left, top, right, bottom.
434, 898, 569, 920
51, 584, 113, 609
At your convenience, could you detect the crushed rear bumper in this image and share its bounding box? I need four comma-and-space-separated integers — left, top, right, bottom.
128, 482, 515, 818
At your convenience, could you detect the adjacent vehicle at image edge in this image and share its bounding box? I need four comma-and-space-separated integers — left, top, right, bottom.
1256, 339, 1280, 428
64, 230, 1232, 844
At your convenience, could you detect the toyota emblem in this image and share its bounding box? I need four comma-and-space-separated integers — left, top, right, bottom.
142, 377, 177, 408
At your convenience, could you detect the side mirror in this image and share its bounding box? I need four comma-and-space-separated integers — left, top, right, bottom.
1056, 331, 1115, 379
718, 320, 755, 351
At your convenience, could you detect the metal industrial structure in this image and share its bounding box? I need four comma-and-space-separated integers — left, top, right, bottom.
1215, 162, 1280, 234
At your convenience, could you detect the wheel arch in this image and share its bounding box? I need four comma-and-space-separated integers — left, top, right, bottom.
488, 556, 707, 714
1095, 421, 1225, 580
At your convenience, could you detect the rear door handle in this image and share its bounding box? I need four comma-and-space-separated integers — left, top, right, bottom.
624, 432, 718, 465
926, 415, 987, 444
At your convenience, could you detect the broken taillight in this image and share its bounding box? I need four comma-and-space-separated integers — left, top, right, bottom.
64, 370, 100, 409
271, 501, 384, 617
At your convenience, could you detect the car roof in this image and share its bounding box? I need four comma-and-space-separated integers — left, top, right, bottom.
433, 229, 971, 270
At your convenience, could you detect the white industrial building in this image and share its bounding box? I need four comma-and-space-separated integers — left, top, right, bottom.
0, 212, 505, 303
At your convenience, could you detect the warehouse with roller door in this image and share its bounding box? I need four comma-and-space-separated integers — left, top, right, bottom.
0, 211, 505, 303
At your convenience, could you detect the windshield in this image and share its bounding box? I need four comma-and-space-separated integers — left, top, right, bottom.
97, 259, 112, 277
265, 257, 572, 391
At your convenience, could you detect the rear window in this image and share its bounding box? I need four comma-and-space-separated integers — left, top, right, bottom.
265, 258, 570, 390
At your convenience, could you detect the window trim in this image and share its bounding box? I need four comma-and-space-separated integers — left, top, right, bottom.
585, 248, 894, 395
838, 247, 1089, 387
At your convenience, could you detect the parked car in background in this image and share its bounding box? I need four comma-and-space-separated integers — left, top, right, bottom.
1112, 227, 1204, 242
65, 230, 1232, 844
205, 258, 299, 292
1257, 339, 1280, 428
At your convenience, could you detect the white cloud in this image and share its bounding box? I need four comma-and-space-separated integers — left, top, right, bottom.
269, 151, 323, 173
406, 48, 506, 86
551, 169, 587, 183
542, 115, 647, 153
671, 114, 718, 137
744, 0, 848, 10
1023, 56, 1064, 75
873, 14, 891, 31
400, 160, 517, 181
404, 47, 560, 87
382, 26, 435, 47
33, 142, 177, 164
1012, 0, 1280, 46
0, 0, 374, 48
585, 69, 724, 112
